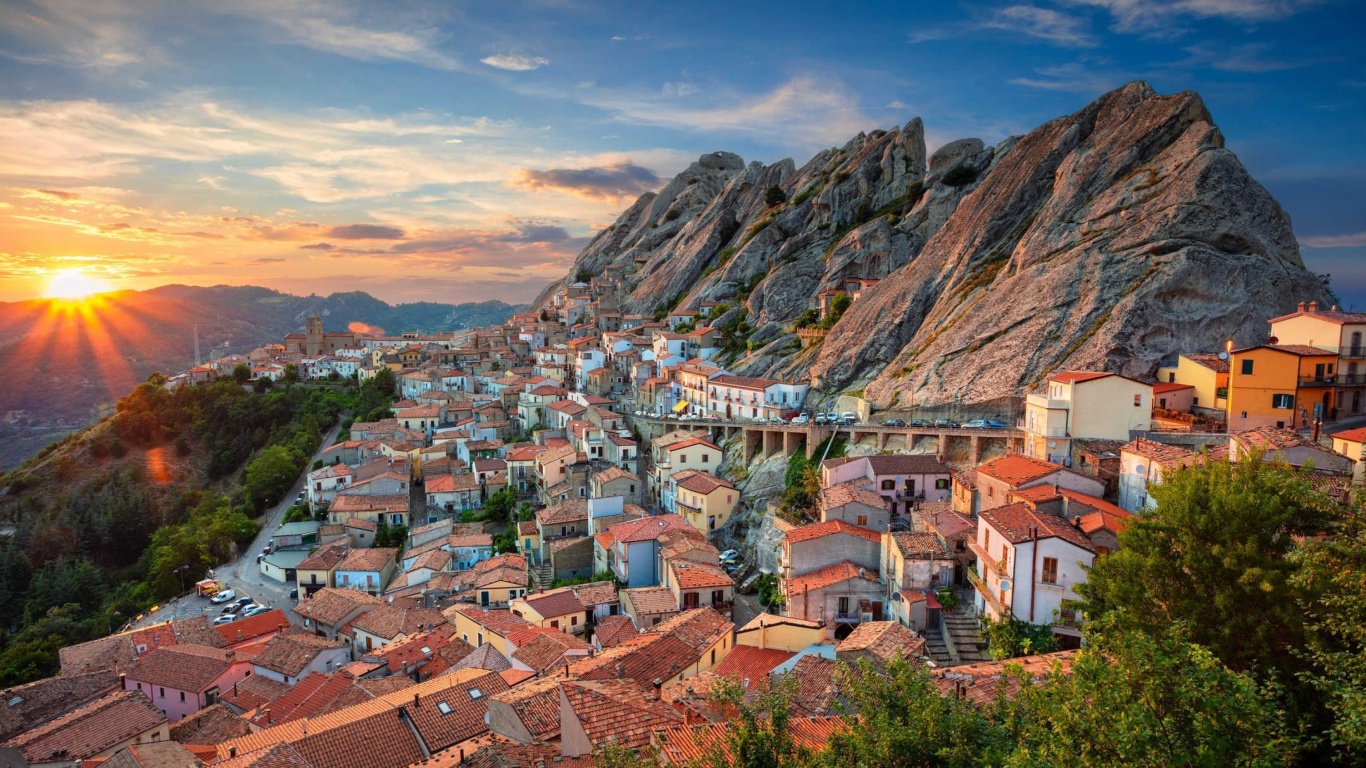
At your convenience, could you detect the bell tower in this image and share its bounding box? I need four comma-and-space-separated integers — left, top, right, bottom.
305, 315, 323, 356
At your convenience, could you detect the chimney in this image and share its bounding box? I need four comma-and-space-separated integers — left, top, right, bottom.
413, 692, 421, 708
1298, 301, 1307, 312
229, 747, 237, 758
653, 678, 663, 700
616, 663, 625, 679
1309, 300, 1320, 312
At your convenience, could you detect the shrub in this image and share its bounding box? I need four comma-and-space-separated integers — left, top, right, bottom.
764, 185, 787, 207
942, 164, 979, 187
664, 208, 682, 222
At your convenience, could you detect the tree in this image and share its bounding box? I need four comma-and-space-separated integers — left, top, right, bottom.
765, 184, 788, 207
1004, 621, 1300, 768
282, 363, 300, 383
232, 363, 251, 384
704, 676, 811, 768
1077, 452, 1334, 674
980, 616, 1059, 660
484, 488, 517, 525
242, 445, 304, 512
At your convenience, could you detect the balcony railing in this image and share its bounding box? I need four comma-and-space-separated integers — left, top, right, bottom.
966, 538, 1009, 577
1300, 376, 1337, 386
1344, 346, 1364, 359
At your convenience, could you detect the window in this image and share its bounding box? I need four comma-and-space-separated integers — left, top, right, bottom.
838, 596, 850, 615
477, 632, 484, 645
550, 620, 559, 629
702, 454, 709, 463
710, 649, 716, 665
935, 478, 950, 490
571, 616, 579, 626
881, 479, 894, 490
679, 454, 687, 464
1041, 557, 1059, 584
1133, 394, 1142, 407
1241, 359, 1254, 375
1272, 394, 1294, 409
856, 515, 868, 526
159, 687, 165, 698
180, 691, 186, 702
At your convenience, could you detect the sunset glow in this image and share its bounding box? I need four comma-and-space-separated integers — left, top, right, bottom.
44, 269, 110, 300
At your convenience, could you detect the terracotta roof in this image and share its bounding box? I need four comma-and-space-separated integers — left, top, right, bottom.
978, 503, 1095, 552
517, 588, 585, 619
101, 741, 201, 768
342, 517, 378, 532
713, 646, 794, 691
655, 717, 846, 766
1231, 425, 1324, 453
351, 605, 447, 642
605, 514, 693, 545
331, 494, 409, 514
337, 547, 397, 573
1078, 508, 1137, 537
1267, 307, 1366, 325
296, 542, 349, 572
425, 473, 480, 493
787, 561, 879, 596
650, 608, 732, 652
570, 580, 617, 608
450, 644, 512, 674
214, 742, 314, 768
169, 702, 253, 744
488, 677, 562, 739
786, 519, 881, 544
819, 480, 887, 510
675, 470, 734, 495
863, 454, 951, 475
127, 644, 233, 693
510, 632, 590, 675
1332, 426, 1366, 444
711, 374, 779, 390
782, 656, 842, 716
292, 588, 382, 627
59, 617, 226, 677
922, 507, 976, 540
3, 690, 166, 763
220, 672, 291, 713
216, 609, 292, 645
889, 531, 945, 559
592, 466, 639, 485
664, 437, 720, 453
0, 669, 119, 742
1012, 485, 1061, 503
561, 679, 683, 750
933, 650, 1078, 706
447, 606, 534, 637
621, 586, 678, 616
533, 499, 589, 526
1152, 381, 1194, 393
736, 612, 822, 633
836, 621, 927, 665
253, 633, 347, 678
976, 454, 1071, 486
592, 615, 638, 648
1048, 370, 1113, 384
1121, 437, 1197, 468
669, 560, 734, 589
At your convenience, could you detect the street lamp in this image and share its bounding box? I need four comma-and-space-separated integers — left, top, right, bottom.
174, 564, 190, 595
108, 610, 121, 635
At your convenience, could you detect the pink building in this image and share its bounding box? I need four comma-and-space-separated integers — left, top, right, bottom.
122, 644, 253, 722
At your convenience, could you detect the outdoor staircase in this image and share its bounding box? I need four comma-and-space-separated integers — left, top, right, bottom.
532, 561, 554, 590
942, 612, 990, 664
922, 626, 954, 666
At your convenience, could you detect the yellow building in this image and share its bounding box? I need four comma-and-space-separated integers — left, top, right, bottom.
444, 605, 531, 657
1023, 372, 1153, 463
1227, 344, 1339, 431
733, 612, 824, 652
1167, 354, 1230, 414
1269, 301, 1366, 419
1330, 426, 1366, 463
672, 470, 738, 534
509, 588, 589, 635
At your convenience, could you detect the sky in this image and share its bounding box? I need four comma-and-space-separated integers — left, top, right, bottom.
0, 0, 1362, 309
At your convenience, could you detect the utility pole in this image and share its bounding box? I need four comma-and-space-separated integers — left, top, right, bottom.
194, 325, 201, 367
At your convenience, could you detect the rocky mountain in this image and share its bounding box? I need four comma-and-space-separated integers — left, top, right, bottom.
538, 81, 1333, 410
0, 286, 521, 469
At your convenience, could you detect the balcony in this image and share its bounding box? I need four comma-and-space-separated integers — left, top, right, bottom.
1343, 346, 1365, 360
1026, 393, 1070, 410
966, 568, 1009, 617
1300, 376, 1337, 386
966, 538, 1009, 577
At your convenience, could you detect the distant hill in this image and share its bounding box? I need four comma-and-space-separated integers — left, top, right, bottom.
0, 285, 522, 469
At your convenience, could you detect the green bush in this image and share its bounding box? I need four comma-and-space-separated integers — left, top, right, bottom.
942, 164, 979, 187
764, 185, 787, 207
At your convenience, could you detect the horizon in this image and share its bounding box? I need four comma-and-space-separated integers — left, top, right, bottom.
1, 1, 1363, 309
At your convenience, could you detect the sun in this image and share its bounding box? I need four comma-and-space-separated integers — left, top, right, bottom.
45, 268, 110, 300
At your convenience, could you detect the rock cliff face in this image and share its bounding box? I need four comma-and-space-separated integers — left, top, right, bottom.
540, 82, 1333, 408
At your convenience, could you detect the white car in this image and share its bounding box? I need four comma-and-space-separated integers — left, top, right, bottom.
720, 549, 739, 561
213, 614, 237, 625
210, 589, 237, 604
242, 604, 270, 617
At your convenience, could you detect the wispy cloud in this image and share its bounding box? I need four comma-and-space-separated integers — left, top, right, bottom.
324, 223, 406, 239
1180, 42, 1321, 72
1009, 62, 1119, 92
1302, 232, 1366, 248
1067, 0, 1318, 35
912, 5, 1096, 47
511, 162, 662, 201
480, 53, 550, 71
218, 0, 463, 70
0, 0, 158, 73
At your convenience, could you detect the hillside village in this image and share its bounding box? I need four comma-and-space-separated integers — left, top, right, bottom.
4, 271, 1365, 768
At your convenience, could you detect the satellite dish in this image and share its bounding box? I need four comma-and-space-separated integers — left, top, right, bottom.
1047, 440, 1056, 448
1218, 352, 1228, 360
1268, 336, 1279, 345
999, 579, 1012, 592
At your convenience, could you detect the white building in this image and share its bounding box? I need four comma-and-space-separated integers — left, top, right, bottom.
1023, 371, 1153, 464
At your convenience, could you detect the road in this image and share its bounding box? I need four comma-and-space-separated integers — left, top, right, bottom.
225, 417, 346, 612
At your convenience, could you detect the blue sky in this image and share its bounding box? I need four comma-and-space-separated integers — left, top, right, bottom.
0, 0, 1361, 308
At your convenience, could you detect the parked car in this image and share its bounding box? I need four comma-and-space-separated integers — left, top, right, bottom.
236, 596, 252, 606
793, 413, 811, 425
982, 418, 1009, 429
909, 419, 931, 427
814, 413, 828, 425
243, 605, 269, 617
883, 418, 906, 427
934, 419, 960, 428
210, 589, 237, 604
289, 589, 299, 600
963, 419, 989, 429
840, 412, 857, 424
720, 549, 739, 561
221, 603, 242, 615
825, 412, 840, 424
213, 614, 237, 625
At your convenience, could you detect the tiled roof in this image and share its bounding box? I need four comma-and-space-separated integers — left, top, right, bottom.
169, 702, 253, 744
101, 741, 201, 768
592, 616, 638, 648
220, 672, 291, 713
510, 632, 590, 675
711, 374, 779, 390
216, 609, 292, 645
836, 621, 927, 665
890, 532, 946, 559
518, 588, 585, 619
59, 617, 226, 676
1120, 437, 1196, 468
650, 608, 732, 652
292, 588, 381, 627
664, 437, 720, 453
933, 650, 1077, 706
863, 454, 952, 475
297, 542, 349, 572
127, 644, 233, 693
1184, 353, 1230, 373
975, 454, 1070, 486
570, 580, 617, 607
819, 480, 887, 511
425, 473, 480, 493
1048, 370, 1113, 384
349, 605, 447, 641
1231, 425, 1324, 453
448, 606, 533, 637
0, 669, 119, 742
782, 656, 841, 716
736, 612, 822, 634
475, 565, 528, 588
342, 517, 378, 532
978, 503, 1095, 552
534, 499, 589, 526
488, 678, 562, 740
606, 514, 694, 545
786, 519, 881, 544
331, 494, 409, 514
3, 690, 166, 763
592, 466, 638, 485
214, 742, 314, 768
450, 644, 512, 675
1152, 381, 1194, 393
787, 561, 878, 596
561, 680, 683, 750
1267, 307, 1366, 325
713, 646, 794, 691
669, 560, 734, 589
1078, 508, 1137, 537
675, 470, 734, 495
252, 633, 347, 678
921, 507, 976, 540
1332, 426, 1366, 444
621, 586, 678, 616
336, 547, 397, 573
654, 717, 847, 766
